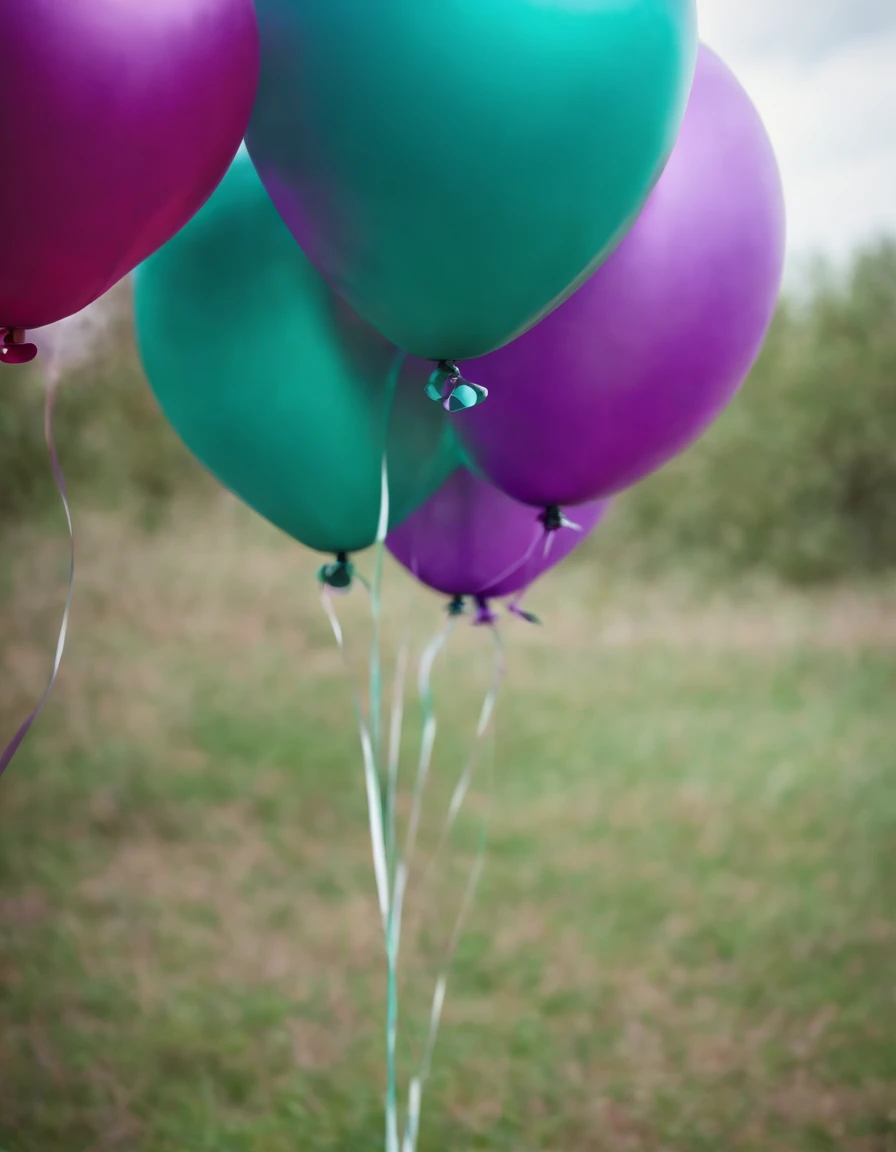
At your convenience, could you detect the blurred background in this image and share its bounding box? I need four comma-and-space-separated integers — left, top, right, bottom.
2, 4, 896, 1151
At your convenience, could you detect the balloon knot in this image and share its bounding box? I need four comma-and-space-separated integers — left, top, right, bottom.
0, 328, 38, 366
538, 506, 581, 558
446, 594, 467, 618
540, 504, 580, 532
540, 505, 564, 532
425, 361, 488, 413
318, 551, 354, 592
472, 595, 498, 627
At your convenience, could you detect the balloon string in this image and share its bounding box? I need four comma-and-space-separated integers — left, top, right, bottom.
319, 587, 390, 931
473, 520, 543, 598
322, 582, 408, 1152
473, 507, 583, 603
323, 350, 407, 1152
403, 617, 455, 876
387, 613, 456, 1151
388, 612, 456, 1068
403, 619, 501, 938
401, 624, 504, 1152
0, 367, 73, 778
369, 350, 405, 771
377, 351, 405, 1152
384, 632, 409, 1152
472, 510, 587, 626
387, 639, 409, 877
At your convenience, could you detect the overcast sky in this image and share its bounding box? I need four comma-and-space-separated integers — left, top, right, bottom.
698, 0, 896, 270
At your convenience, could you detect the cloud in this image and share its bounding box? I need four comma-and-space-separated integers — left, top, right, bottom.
699, 0, 896, 63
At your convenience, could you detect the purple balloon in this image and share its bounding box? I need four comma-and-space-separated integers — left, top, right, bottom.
455, 45, 786, 508
0, 0, 259, 332
387, 468, 610, 609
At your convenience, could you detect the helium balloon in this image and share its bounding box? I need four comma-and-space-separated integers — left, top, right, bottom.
0, 0, 259, 333
135, 151, 461, 557
387, 467, 609, 618
247, 0, 697, 361
455, 45, 786, 508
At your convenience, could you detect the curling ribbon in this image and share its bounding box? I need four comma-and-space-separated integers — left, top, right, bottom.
0, 353, 73, 777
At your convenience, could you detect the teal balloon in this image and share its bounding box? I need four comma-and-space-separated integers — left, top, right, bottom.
134, 151, 461, 555
246, 0, 698, 361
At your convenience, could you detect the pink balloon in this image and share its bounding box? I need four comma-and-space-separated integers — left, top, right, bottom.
0, 0, 259, 331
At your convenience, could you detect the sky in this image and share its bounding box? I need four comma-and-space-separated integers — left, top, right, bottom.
698, 0, 896, 270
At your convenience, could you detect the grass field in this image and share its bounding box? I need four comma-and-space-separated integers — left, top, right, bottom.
1, 499, 895, 1151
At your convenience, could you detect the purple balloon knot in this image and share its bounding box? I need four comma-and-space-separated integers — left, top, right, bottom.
0, 328, 38, 366
425, 361, 488, 412
472, 595, 498, 627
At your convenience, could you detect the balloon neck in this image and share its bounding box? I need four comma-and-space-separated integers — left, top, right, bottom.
538, 506, 581, 559
473, 595, 498, 627
446, 594, 467, 618
540, 504, 580, 533
425, 361, 488, 413
0, 328, 38, 366
318, 551, 354, 592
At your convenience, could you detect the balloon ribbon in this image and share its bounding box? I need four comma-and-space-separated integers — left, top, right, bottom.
400, 622, 504, 1152
321, 550, 505, 1152
319, 348, 503, 1149
0, 368, 73, 776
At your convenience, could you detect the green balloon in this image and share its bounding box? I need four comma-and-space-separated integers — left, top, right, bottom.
134, 151, 461, 556
246, 0, 698, 361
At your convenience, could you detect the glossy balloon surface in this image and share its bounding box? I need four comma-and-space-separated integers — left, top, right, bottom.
1, 0, 259, 329
457, 46, 786, 507
248, 0, 697, 359
136, 153, 461, 555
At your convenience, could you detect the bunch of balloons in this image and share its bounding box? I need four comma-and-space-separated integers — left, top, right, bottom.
2, 5, 788, 1141
3, 0, 784, 618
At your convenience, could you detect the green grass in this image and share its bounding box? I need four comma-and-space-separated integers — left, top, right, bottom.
1, 502, 895, 1151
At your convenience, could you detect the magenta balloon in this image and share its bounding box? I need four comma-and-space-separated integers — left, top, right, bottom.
387, 468, 610, 601
0, 0, 259, 330
455, 45, 786, 508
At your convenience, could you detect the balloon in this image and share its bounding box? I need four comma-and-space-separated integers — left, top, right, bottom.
455, 45, 786, 508
246, 0, 698, 361
0, 0, 259, 332
135, 151, 461, 557
387, 467, 609, 615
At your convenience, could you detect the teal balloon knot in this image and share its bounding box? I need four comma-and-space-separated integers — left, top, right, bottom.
318, 551, 354, 591
425, 361, 488, 413
446, 594, 466, 618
